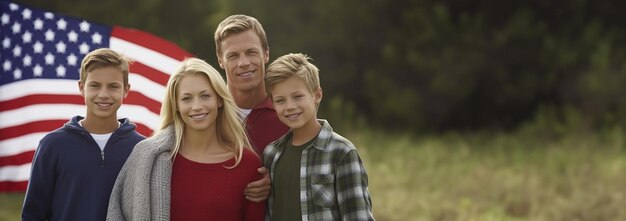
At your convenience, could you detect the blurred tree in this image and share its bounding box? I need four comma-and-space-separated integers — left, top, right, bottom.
16, 0, 626, 133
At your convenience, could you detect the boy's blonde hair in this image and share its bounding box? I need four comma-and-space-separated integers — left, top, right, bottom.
79, 48, 131, 85
214, 14, 269, 56
158, 58, 253, 167
265, 53, 320, 98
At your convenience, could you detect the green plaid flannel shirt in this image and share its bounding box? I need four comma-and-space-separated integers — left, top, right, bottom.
264, 120, 375, 221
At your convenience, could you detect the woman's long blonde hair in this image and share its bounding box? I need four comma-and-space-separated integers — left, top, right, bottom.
157, 57, 252, 167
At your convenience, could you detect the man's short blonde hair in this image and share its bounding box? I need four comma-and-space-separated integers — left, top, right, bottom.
214, 14, 269, 56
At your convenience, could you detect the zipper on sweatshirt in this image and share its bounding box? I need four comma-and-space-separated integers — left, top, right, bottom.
100, 149, 105, 167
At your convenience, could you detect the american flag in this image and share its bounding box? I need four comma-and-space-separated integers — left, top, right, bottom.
0, 1, 191, 192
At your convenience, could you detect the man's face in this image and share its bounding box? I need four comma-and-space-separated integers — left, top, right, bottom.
217, 29, 269, 94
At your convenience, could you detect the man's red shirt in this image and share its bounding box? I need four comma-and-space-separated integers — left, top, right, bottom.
245, 97, 289, 154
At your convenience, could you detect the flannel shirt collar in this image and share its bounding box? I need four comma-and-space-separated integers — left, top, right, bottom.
272, 119, 332, 151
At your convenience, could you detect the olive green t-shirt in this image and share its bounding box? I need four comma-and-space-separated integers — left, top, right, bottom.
272, 137, 316, 221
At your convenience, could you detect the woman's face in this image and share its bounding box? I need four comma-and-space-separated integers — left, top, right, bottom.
176, 73, 222, 133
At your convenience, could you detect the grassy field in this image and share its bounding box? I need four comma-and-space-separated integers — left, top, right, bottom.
1, 127, 625, 221
353, 126, 626, 221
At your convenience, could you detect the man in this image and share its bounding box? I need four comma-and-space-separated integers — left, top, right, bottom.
214, 14, 289, 202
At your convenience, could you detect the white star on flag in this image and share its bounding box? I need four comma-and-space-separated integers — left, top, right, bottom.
11, 22, 20, 33
22, 31, 31, 43
22, 55, 31, 66
33, 18, 42, 30
44, 52, 54, 64
1, 13, 9, 25
91, 32, 102, 44
56, 18, 66, 30
67, 53, 77, 66
67, 31, 78, 42
79, 20, 89, 32
55, 65, 65, 77
44, 29, 54, 41
33, 64, 43, 76
12, 45, 20, 56
32, 41, 43, 53
13, 68, 22, 79
79, 42, 89, 54
55, 41, 66, 53
21, 9, 31, 20
2, 37, 9, 48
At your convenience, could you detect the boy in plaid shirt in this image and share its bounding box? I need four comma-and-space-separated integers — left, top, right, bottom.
264, 53, 374, 220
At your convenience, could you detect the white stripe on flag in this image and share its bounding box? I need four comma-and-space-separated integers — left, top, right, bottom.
129, 73, 166, 102
0, 79, 79, 102
110, 37, 179, 75
0, 133, 46, 157
0, 104, 160, 130
0, 75, 166, 103
0, 164, 31, 182
117, 105, 161, 129
0, 104, 85, 128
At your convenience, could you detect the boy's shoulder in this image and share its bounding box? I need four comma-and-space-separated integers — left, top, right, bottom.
35, 124, 85, 155
39, 124, 81, 143
315, 120, 356, 154
321, 131, 356, 153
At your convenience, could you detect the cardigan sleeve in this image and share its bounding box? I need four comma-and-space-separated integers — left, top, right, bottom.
106, 153, 129, 221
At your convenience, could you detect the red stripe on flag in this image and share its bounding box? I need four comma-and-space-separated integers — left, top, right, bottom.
135, 123, 154, 137
0, 181, 28, 192
0, 92, 160, 114
130, 62, 170, 86
0, 95, 83, 112
0, 120, 154, 141
124, 91, 161, 114
0, 151, 34, 167
0, 120, 67, 141
112, 27, 193, 61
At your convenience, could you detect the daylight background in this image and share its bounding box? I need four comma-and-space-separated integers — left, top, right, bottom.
2, 0, 626, 220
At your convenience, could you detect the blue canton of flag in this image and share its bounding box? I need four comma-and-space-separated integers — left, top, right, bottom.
1, 1, 111, 83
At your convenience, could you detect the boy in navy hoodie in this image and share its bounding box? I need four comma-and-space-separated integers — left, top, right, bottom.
22, 48, 145, 221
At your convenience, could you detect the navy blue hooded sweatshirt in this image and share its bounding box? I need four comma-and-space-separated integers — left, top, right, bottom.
22, 116, 145, 221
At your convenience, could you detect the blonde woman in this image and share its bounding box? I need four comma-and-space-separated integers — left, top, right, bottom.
107, 58, 265, 221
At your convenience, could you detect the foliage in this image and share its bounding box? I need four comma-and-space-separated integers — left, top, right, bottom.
16, 0, 626, 132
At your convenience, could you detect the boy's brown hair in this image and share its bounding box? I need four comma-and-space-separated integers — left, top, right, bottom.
214, 14, 269, 56
265, 53, 320, 99
79, 48, 131, 85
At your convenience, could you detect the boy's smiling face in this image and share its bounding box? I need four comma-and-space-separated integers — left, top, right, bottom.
271, 76, 321, 131
79, 66, 129, 121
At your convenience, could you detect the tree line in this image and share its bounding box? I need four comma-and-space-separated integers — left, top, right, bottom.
20, 0, 626, 133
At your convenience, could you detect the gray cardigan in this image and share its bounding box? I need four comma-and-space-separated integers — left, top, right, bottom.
106, 125, 175, 221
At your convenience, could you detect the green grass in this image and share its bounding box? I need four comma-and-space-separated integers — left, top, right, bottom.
0, 192, 23, 221
2, 128, 626, 221
352, 127, 626, 221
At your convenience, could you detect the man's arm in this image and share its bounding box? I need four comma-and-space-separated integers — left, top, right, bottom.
244, 167, 271, 202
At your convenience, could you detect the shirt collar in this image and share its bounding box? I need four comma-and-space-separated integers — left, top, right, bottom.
252, 97, 275, 110
274, 119, 333, 151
